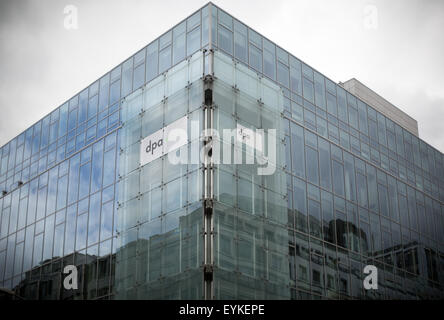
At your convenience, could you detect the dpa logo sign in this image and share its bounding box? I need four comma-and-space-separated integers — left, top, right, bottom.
140, 116, 188, 166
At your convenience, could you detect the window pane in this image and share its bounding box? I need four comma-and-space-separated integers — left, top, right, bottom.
122, 58, 133, 97
332, 160, 344, 197
357, 100, 368, 135
303, 78, 314, 103
64, 205, 76, 255
91, 142, 103, 194
103, 149, 116, 187
337, 86, 348, 122
187, 11, 200, 32
99, 75, 110, 111
277, 62, 289, 88
356, 173, 368, 208
187, 26, 200, 56
88, 192, 101, 246
133, 63, 145, 91
309, 199, 321, 238
314, 72, 326, 110
173, 22, 186, 65
68, 109, 77, 132
234, 21, 247, 64
56, 175, 68, 211
67, 154, 80, 206
368, 119, 378, 141
134, 48, 146, 66
217, 169, 235, 206
327, 92, 337, 117
111, 65, 121, 82
290, 122, 305, 178
249, 44, 262, 72
146, 40, 159, 82
218, 9, 233, 30
78, 89, 88, 124
52, 223, 64, 262
218, 26, 233, 55
388, 177, 399, 222
407, 187, 417, 231
76, 213, 88, 251
110, 80, 121, 105
14, 242, 24, 276
398, 195, 409, 227
321, 191, 335, 244
32, 233, 43, 268
348, 106, 358, 130
293, 177, 307, 233
79, 162, 91, 200
319, 139, 331, 190
277, 47, 288, 65
248, 28, 262, 48
159, 46, 172, 73
367, 164, 378, 212
165, 178, 184, 213
101, 201, 113, 241
344, 153, 356, 202
378, 184, 389, 217
159, 30, 172, 50
306, 147, 319, 185
88, 95, 98, 120
302, 63, 313, 81
290, 57, 302, 95
23, 225, 34, 271
263, 39, 276, 80
377, 113, 387, 146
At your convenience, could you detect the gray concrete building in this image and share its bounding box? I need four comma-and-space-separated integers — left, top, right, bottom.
340, 78, 419, 136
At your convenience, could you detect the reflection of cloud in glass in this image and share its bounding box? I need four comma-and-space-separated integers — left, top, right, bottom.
100, 201, 114, 241
75, 213, 88, 251
91, 141, 103, 193
65, 204, 77, 255
88, 192, 101, 246
99, 238, 112, 257
101, 185, 114, 204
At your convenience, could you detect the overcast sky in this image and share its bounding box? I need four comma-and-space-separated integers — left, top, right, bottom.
1, 0, 443, 152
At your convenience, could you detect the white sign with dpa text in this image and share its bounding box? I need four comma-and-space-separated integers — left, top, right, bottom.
140, 116, 188, 166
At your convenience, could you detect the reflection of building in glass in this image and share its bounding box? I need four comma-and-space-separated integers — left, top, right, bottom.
0, 3, 443, 299
115, 204, 203, 299
12, 252, 114, 300
14, 253, 115, 300
290, 216, 442, 299
0, 287, 23, 300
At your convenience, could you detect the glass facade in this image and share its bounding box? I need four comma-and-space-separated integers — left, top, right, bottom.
0, 3, 443, 300
115, 51, 205, 299
212, 52, 288, 299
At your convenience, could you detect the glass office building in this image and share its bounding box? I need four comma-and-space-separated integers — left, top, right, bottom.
0, 3, 443, 300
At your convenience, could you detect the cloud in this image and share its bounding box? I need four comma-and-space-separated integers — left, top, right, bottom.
398, 90, 444, 152
0, 0, 443, 154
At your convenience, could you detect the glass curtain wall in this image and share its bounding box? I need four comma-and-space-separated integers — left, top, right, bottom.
209, 4, 443, 299
212, 51, 289, 299
115, 51, 205, 299
0, 2, 443, 300
0, 4, 210, 300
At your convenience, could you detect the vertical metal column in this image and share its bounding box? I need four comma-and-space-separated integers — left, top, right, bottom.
203, 2, 215, 300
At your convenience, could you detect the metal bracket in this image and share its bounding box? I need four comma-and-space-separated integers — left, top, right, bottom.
204, 199, 214, 211
203, 264, 214, 282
